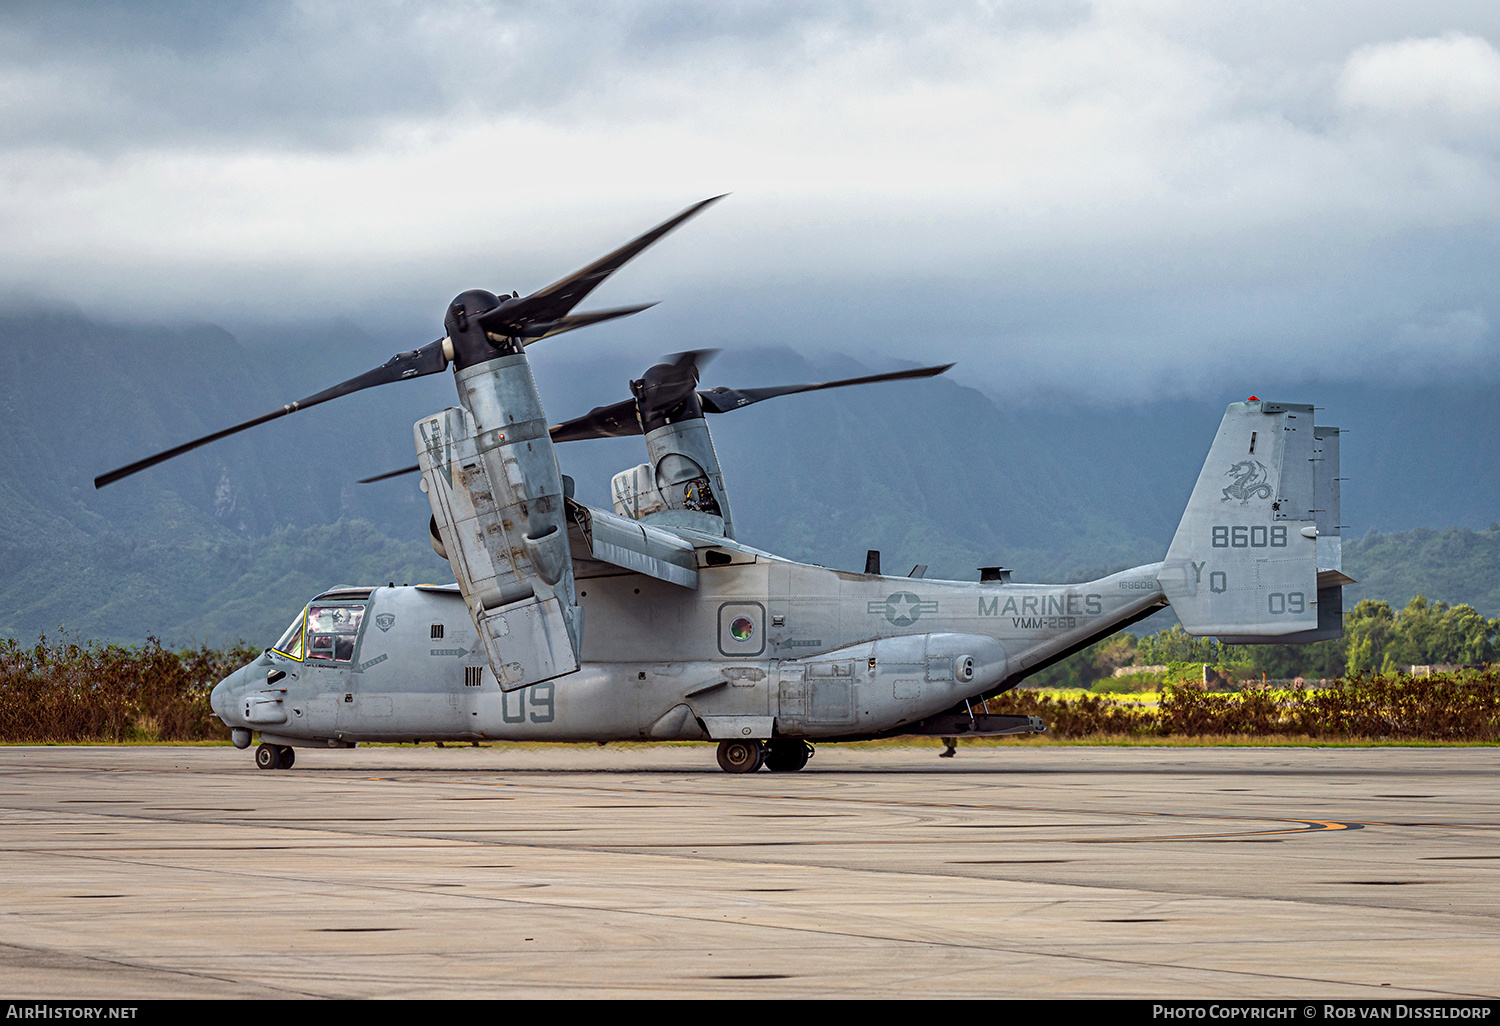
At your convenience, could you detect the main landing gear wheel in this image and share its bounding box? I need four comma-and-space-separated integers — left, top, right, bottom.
255, 744, 295, 770
763, 739, 812, 772
716, 739, 764, 773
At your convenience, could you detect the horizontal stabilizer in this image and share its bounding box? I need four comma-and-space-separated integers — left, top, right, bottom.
1318, 568, 1356, 589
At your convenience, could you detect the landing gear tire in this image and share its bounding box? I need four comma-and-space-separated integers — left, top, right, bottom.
716, 739, 764, 773
763, 739, 812, 772
256, 744, 295, 770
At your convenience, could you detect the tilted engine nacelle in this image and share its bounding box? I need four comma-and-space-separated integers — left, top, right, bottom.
642, 416, 733, 538
616, 354, 735, 537
607, 414, 733, 537
419, 401, 582, 691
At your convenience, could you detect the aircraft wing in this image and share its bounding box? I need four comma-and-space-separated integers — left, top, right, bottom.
566, 498, 699, 589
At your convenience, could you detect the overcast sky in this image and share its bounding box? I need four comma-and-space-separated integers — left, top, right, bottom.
2, 1, 1498, 400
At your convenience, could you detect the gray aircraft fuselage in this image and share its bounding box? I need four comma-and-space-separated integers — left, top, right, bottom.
210, 536, 1163, 747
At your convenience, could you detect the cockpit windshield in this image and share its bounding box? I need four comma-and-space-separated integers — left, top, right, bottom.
305, 603, 366, 662
272, 607, 308, 660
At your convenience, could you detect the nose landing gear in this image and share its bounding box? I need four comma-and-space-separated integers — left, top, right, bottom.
255, 743, 296, 770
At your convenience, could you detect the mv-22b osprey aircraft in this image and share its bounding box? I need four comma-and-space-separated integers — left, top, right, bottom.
96, 197, 1351, 773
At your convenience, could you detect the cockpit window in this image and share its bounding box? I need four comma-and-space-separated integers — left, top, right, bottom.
272, 607, 308, 661
305, 603, 366, 663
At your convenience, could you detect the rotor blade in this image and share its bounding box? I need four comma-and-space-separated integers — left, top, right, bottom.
548, 398, 641, 444
518, 303, 658, 343
696, 363, 954, 414
357, 464, 421, 484
479, 195, 725, 336
94, 339, 450, 489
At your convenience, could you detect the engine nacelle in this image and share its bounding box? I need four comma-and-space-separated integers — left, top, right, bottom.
642, 418, 734, 537
417, 355, 583, 691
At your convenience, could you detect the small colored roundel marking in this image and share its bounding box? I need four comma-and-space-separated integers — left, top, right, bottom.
730, 617, 755, 641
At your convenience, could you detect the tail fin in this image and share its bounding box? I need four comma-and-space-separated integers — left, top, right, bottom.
1161, 400, 1344, 640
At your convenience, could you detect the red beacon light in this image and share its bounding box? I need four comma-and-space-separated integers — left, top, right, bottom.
1247, 395, 1259, 401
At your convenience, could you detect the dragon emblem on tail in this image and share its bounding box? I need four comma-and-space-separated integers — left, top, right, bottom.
1222, 460, 1274, 503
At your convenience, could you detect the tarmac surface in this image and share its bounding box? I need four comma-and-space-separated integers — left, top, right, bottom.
0, 742, 1497, 999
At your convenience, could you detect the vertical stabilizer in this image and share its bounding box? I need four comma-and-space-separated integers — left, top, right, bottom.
1161, 400, 1329, 638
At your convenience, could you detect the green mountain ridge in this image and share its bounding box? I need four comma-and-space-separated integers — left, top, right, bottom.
1343, 524, 1500, 621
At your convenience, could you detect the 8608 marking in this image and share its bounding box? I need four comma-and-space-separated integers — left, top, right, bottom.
1211, 525, 1288, 548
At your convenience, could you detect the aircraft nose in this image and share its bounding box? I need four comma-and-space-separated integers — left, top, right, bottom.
210, 665, 246, 722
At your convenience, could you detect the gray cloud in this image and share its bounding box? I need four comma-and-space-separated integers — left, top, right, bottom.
2, 1, 1499, 401
0, 1, 1096, 153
